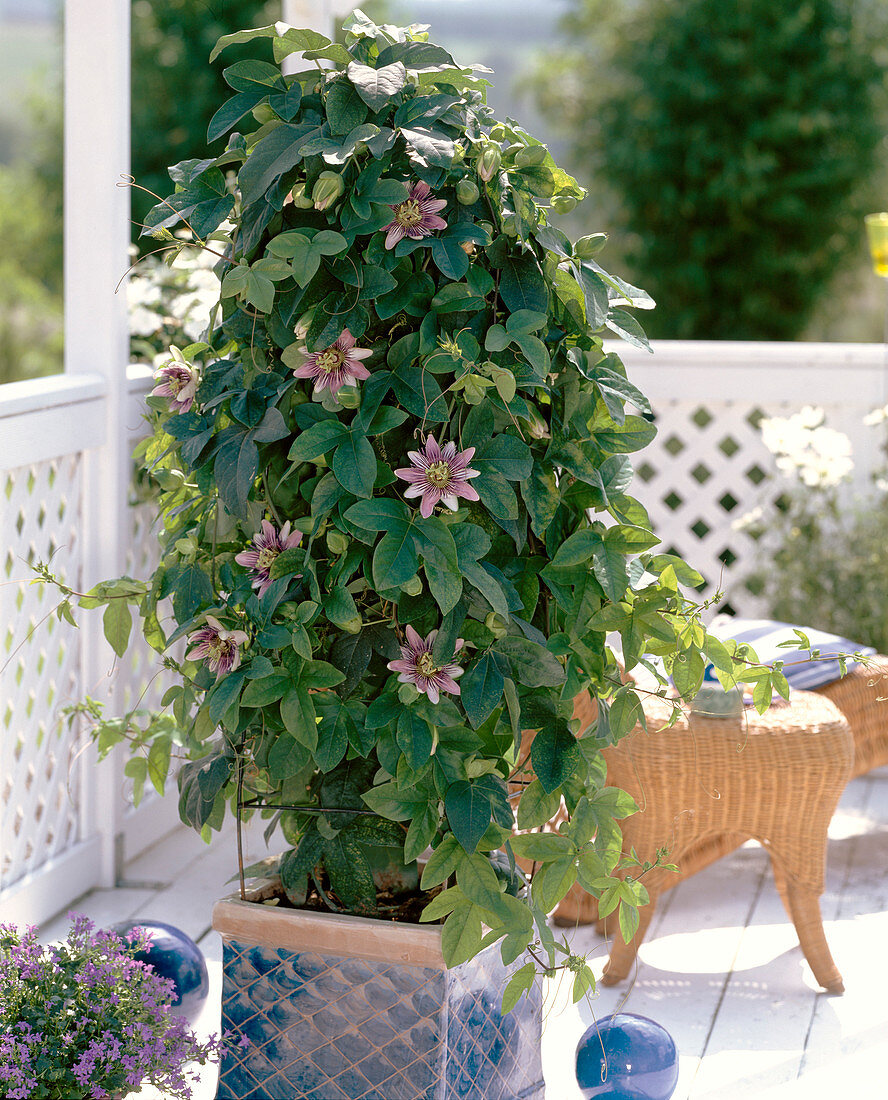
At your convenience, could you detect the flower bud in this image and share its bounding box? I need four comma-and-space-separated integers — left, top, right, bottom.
477, 145, 502, 182
401, 575, 423, 597
341, 615, 363, 635
293, 309, 315, 340
336, 387, 360, 409
326, 529, 349, 556
459, 241, 476, 256
312, 171, 344, 211
252, 104, 277, 125
484, 612, 509, 639
456, 178, 480, 205
289, 181, 314, 209
515, 144, 548, 168
574, 233, 608, 259
551, 194, 578, 215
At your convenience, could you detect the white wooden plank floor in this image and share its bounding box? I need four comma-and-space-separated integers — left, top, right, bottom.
37, 767, 888, 1100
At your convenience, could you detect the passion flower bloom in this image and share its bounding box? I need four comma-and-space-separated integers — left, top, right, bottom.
235, 519, 302, 597
388, 625, 464, 704
382, 180, 448, 249
395, 435, 480, 518
150, 347, 198, 413
186, 616, 249, 675
291, 329, 372, 397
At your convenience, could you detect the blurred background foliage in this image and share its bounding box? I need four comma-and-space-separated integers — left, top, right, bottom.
535, 0, 888, 341
1, 0, 887, 386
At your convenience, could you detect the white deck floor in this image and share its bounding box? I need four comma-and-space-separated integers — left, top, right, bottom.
38, 766, 888, 1100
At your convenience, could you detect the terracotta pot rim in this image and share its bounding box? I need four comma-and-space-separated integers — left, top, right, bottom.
213, 890, 449, 968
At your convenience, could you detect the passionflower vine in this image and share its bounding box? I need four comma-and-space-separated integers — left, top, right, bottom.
291, 329, 372, 396
186, 616, 249, 675
150, 346, 198, 413
382, 180, 448, 250
388, 626, 464, 704
235, 520, 302, 597
395, 435, 480, 518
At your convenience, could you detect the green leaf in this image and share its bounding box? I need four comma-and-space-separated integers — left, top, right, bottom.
441, 904, 483, 966
420, 834, 464, 889
223, 59, 286, 94
241, 673, 290, 707
267, 731, 310, 780
397, 709, 434, 770
531, 855, 578, 912
495, 637, 565, 688
461, 653, 505, 729
521, 466, 559, 540
288, 420, 349, 462
501, 962, 536, 1014
401, 127, 455, 169
209, 24, 330, 63
499, 255, 548, 314
332, 433, 376, 499
214, 428, 258, 516
207, 90, 266, 143
280, 686, 318, 751
576, 264, 610, 328
324, 587, 359, 628
530, 727, 581, 793
344, 498, 411, 532
347, 60, 407, 110
517, 779, 561, 829
315, 704, 349, 772
102, 599, 132, 658
595, 415, 658, 455
373, 526, 420, 589
550, 529, 600, 569
591, 539, 630, 603
456, 853, 509, 915
326, 834, 377, 914
326, 79, 368, 135
172, 563, 214, 621
405, 802, 439, 863
301, 660, 346, 690
445, 780, 493, 854
606, 308, 652, 352
475, 470, 518, 520
237, 123, 317, 207
473, 435, 532, 481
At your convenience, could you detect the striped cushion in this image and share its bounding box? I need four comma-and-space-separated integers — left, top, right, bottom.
708, 616, 876, 690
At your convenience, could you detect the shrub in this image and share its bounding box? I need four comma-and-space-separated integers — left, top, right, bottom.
539, 0, 886, 339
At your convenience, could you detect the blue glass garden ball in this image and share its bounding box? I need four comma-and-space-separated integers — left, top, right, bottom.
110, 920, 209, 1021
576, 1012, 678, 1100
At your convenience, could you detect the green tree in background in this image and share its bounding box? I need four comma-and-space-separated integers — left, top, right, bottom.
131, 0, 279, 239
539, 0, 887, 340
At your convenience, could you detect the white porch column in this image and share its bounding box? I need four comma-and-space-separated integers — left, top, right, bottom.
64, 0, 132, 887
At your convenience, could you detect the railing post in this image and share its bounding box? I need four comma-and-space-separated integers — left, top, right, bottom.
64, 0, 132, 887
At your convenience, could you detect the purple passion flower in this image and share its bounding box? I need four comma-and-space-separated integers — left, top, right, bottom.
388, 626, 464, 704
186, 616, 249, 675
291, 329, 372, 396
150, 346, 198, 413
234, 519, 302, 597
382, 180, 448, 249
395, 434, 480, 518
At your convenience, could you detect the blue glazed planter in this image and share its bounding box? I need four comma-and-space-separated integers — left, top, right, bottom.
213, 894, 544, 1100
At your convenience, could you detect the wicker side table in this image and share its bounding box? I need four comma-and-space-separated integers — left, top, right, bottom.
817, 654, 888, 776
585, 691, 852, 992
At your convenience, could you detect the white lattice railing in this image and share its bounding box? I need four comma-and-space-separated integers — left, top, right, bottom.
620, 341, 888, 618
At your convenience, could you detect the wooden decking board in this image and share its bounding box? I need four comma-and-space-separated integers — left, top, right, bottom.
31, 768, 888, 1099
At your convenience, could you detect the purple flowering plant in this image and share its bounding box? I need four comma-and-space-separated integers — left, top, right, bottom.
0, 915, 223, 1099
53, 9, 792, 1013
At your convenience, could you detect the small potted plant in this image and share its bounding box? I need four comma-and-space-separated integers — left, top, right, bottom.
0, 914, 225, 1099
54, 8, 790, 1099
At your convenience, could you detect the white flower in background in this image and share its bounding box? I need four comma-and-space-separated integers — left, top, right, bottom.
863, 404, 888, 426
759, 407, 853, 489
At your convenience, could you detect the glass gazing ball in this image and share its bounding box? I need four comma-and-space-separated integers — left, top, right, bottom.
576, 1012, 678, 1100
110, 920, 209, 1021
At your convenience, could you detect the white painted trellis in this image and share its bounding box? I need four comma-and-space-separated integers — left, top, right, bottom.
2, 0, 888, 929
